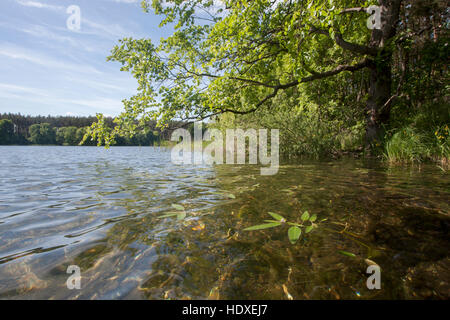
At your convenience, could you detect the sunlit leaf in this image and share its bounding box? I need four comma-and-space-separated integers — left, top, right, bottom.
309, 214, 317, 222
288, 226, 301, 244
159, 212, 178, 218
301, 211, 310, 221
305, 225, 314, 233
177, 212, 186, 220
172, 204, 185, 211
338, 250, 356, 258
287, 222, 303, 227
268, 212, 285, 222
244, 222, 281, 231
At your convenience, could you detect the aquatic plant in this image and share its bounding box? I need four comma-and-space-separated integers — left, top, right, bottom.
244, 211, 318, 244
159, 204, 186, 220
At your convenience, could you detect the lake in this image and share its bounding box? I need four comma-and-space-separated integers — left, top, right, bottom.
0, 146, 449, 299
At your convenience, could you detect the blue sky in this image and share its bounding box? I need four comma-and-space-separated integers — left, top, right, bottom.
0, 0, 174, 117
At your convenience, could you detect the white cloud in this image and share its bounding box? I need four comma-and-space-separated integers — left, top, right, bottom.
66, 76, 135, 94
63, 97, 123, 111
0, 82, 125, 116
0, 83, 51, 97
15, 0, 64, 11
81, 18, 138, 39
0, 44, 102, 74
21, 25, 78, 47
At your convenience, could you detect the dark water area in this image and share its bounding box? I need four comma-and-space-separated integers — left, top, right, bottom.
0, 146, 448, 299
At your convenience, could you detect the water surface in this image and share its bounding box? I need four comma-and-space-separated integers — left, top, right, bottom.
0, 146, 449, 299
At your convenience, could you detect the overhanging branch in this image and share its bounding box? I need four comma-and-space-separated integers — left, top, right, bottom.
340, 7, 367, 14
188, 58, 373, 121
310, 26, 377, 56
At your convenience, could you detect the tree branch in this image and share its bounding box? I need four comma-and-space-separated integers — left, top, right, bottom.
310, 26, 377, 56
300, 58, 373, 82
340, 7, 367, 14
192, 58, 373, 121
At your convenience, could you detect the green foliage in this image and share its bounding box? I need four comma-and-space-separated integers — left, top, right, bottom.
385, 127, 430, 163
55, 127, 77, 145
211, 90, 365, 159
433, 124, 450, 160
0, 119, 15, 145
288, 226, 302, 244
171, 204, 185, 211
88, 0, 379, 146
64, 127, 78, 145
337, 250, 357, 258
0, 113, 171, 146
384, 125, 449, 163
244, 211, 319, 245
159, 203, 187, 220
81, 0, 447, 162
28, 123, 56, 145
244, 222, 282, 231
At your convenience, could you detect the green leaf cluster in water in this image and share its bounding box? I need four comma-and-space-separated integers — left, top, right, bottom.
244, 211, 319, 244
159, 204, 186, 220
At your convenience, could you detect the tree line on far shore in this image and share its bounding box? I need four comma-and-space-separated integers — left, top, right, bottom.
0, 113, 177, 146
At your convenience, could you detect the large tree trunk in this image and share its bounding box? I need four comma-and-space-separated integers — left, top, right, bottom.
365, 56, 392, 146
364, 0, 402, 149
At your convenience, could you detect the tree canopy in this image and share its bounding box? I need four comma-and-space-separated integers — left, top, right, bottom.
87, 0, 448, 158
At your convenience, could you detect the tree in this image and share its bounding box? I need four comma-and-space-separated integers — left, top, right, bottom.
55, 126, 77, 145
0, 119, 15, 145
28, 124, 42, 144
28, 123, 56, 145
75, 127, 86, 143
64, 126, 78, 145
92, 0, 432, 149
56, 127, 66, 145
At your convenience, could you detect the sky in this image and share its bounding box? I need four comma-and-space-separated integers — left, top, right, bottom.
0, 0, 174, 117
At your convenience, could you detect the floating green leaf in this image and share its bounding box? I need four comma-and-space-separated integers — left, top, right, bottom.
159, 212, 178, 219
177, 212, 186, 220
244, 222, 281, 231
288, 226, 302, 244
338, 250, 356, 258
227, 193, 236, 199
301, 211, 310, 221
309, 214, 317, 222
305, 225, 314, 233
172, 204, 185, 211
268, 212, 285, 222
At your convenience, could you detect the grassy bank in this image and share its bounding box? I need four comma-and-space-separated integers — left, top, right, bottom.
383, 125, 449, 167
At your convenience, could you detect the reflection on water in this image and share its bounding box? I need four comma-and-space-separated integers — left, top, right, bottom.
0, 146, 449, 299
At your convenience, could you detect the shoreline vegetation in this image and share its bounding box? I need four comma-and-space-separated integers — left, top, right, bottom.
0, 112, 447, 170
0, 113, 181, 147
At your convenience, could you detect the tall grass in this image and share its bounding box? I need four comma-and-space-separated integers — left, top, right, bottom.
384, 125, 449, 164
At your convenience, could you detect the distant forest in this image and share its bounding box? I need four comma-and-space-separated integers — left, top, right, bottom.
0, 113, 183, 146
